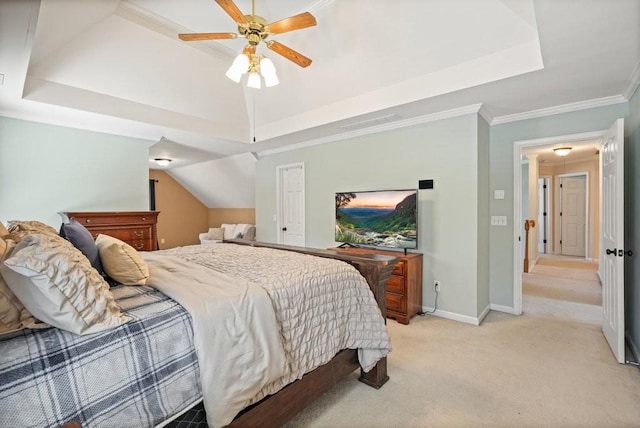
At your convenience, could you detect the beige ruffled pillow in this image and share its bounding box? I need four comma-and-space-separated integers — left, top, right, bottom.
205, 227, 224, 241
6, 220, 57, 235
96, 234, 150, 286
0, 238, 47, 335
1, 233, 130, 335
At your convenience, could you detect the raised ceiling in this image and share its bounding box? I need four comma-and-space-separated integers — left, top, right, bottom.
0, 0, 638, 168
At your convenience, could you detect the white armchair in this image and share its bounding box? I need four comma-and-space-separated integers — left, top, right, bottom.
199, 224, 256, 245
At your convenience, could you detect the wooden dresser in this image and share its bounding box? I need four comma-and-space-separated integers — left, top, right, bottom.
64, 211, 159, 251
330, 247, 423, 324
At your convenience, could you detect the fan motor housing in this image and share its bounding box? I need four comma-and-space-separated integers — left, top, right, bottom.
240, 15, 269, 45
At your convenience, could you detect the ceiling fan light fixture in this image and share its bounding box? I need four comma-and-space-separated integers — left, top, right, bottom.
554, 147, 572, 157
247, 71, 261, 89
263, 72, 279, 87
226, 53, 250, 82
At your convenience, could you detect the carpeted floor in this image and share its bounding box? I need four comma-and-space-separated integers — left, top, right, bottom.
284, 255, 640, 427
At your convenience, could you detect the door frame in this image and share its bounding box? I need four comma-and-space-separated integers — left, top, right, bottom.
538, 176, 552, 254
512, 130, 605, 315
557, 172, 590, 259
276, 162, 306, 245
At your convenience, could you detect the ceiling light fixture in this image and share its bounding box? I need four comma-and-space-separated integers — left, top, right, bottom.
154, 158, 172, 167
553, 147, 572, 157
226, 52, 279, 88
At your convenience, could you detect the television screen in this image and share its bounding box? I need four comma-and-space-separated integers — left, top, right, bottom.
335, 189, 418, 249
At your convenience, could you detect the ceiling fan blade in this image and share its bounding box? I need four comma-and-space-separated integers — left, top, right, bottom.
178, 32, 237, 41
215, 0, 249, 25
266, 41, 312, 68
267, 12, 317, 35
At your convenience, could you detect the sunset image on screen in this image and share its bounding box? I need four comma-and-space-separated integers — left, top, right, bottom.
335, 189, 417, 249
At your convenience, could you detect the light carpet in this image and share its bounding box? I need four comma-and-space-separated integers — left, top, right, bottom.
285, 257, 640, 427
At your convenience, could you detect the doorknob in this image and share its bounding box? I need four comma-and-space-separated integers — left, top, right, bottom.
606, 248, 616, 255
282, 227, 287, 231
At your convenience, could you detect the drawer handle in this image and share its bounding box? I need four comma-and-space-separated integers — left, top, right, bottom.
134, 243, 144, 250
85, 219, 91, 223
141, 217, 146, 221
134, 231, 144, 237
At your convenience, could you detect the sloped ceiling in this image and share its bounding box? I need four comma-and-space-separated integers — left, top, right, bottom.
1, 0, 639, 169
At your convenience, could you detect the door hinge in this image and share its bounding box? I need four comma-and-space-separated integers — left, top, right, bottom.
543, 184, 547, 189
543, 212, 547, 216
544, 239, 547, 244
560, 183, 563, 188
518, 236, 521, 242
560, 240, 562, 245
560, 212, 562, 216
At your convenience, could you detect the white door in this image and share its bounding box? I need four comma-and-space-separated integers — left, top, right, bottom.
278, 163, 305, 246
560, 176, 586, 257
601, 118, 625, 363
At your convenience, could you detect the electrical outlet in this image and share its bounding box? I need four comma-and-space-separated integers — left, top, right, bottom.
434, 280, 441, 292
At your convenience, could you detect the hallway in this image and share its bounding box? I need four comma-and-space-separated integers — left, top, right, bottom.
522, 254, 601, 325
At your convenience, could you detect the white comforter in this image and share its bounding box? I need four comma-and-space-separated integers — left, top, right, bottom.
144, 244, 392, 427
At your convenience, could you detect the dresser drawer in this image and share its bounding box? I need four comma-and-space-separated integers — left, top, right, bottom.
129, 240, 152, 251
392, 261, 405, 276
386, 292, 406, 313
387, 275, 405, 295
70, 213, 157, 226
89, 227, 152, 242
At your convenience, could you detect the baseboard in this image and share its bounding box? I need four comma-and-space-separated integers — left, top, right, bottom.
489, 304, 518, 315
421, 306, 483, 326
478, 304, 491, 324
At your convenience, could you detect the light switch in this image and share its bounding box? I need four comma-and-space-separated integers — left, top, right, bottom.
491, 216, 507, 226
494, 190, 505, 200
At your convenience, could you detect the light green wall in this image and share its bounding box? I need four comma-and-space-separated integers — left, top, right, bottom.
626, 85, 640, 354
477, 116, 490, 315
256, 114, 485, 319
0, 116, 152, 228
489, 103, 629, 308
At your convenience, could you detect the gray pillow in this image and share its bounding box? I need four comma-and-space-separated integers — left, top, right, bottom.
60, 219, 103, 273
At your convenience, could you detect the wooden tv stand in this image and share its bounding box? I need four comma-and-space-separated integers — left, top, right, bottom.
331, 247, 423, 324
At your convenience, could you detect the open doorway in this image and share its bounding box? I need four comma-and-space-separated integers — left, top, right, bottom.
512, 130, 604, 315
512, 119, 627, 363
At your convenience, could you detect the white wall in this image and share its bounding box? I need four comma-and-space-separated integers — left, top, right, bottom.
169, 153, 256, 208
256, 114, 487, 321
0, 116, 152, 228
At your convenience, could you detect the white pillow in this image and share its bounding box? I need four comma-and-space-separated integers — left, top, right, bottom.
220, 224, 236, 240
233, 224, 252, 238
96, 234, 150, 286
1, 233, 130, 335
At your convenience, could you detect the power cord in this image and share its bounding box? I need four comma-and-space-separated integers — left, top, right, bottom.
418, 289, 438, 316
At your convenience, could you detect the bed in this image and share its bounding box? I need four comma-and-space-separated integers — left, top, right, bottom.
0, 223, 396, 428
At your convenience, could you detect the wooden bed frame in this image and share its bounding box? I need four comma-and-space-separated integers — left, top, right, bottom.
225, 239, 397, 427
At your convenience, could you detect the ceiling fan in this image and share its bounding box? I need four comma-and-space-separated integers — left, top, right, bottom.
178, 0, 317, 69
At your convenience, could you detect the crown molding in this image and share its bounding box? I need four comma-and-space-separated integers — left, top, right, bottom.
491, 95, 628, 125
116, 1, 235, 59
258, 104, 484, 156
478, 104, 494, 124
624, 59, 640, 100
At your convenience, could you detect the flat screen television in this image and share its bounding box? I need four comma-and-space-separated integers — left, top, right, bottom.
335, 189, 418, 249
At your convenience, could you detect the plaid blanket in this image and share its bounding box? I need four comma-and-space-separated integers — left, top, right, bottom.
0, 286, 201, 428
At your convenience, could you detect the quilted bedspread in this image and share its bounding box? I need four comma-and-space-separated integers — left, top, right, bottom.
147, 243, 392, 426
